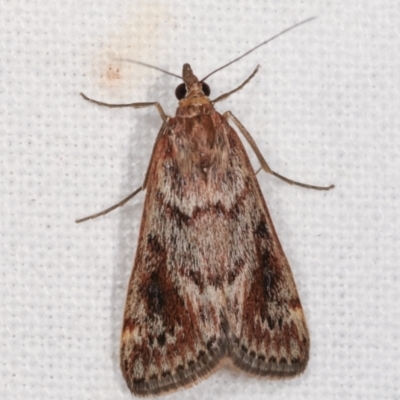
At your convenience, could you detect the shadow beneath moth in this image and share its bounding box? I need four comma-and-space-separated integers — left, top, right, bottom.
77, 17, 334, 397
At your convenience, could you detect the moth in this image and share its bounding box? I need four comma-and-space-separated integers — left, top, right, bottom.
77, 17, 333, 396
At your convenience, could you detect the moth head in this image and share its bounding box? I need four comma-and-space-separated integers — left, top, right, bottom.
175, 64, 210, 100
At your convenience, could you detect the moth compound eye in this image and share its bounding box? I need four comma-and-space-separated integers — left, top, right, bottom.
201, 82, 211, 96
175, 83, 187, 100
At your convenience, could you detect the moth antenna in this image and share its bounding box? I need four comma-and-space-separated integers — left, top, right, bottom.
114, 58, 182, 79
201, 16, 317, 81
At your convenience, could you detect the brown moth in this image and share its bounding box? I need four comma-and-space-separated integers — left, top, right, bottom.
77, 17, 333, 397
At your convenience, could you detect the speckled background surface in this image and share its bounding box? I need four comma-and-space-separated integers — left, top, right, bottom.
1, 1, 399, 399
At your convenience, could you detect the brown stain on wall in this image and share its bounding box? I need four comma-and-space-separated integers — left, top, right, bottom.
87, 2, 172, 96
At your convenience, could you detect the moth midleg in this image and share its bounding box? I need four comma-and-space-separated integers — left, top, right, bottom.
80, 93, 167, 121
75, 104, 171, 223
75, 187, 142, 223
224, 111, 334, 191
212, 65, 260, 104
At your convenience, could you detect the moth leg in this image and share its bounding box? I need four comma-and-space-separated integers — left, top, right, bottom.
224, 111, 334, 191
211, 65, 260, 104
75, 118, 170, 223
75, 187, 142, 223
80, 93, 167, 121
